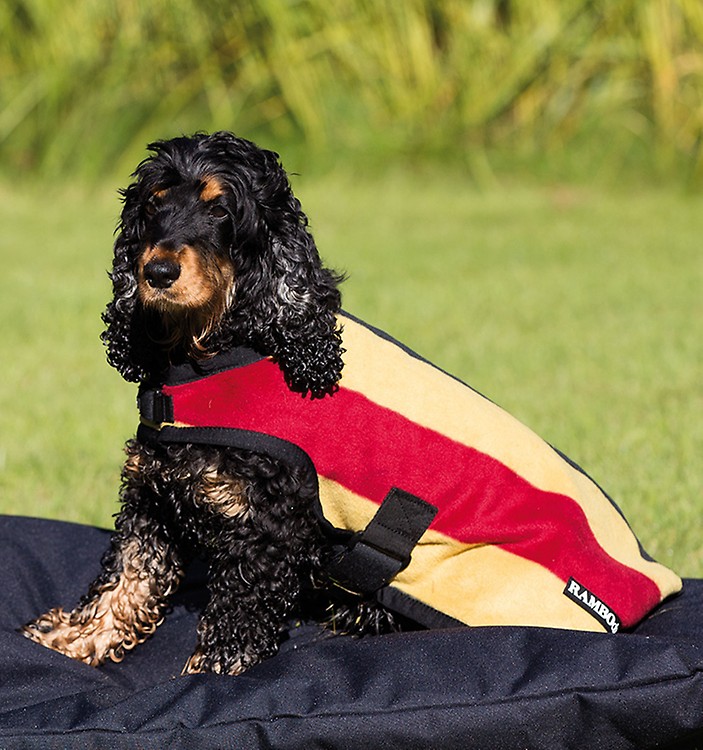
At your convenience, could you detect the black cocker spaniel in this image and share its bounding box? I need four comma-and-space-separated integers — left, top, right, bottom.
21, 132, 393, 675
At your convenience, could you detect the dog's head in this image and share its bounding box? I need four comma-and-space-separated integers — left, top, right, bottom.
102, 132, 343, 397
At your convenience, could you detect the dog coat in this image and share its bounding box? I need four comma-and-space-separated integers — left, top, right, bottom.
137, 313, 682, 632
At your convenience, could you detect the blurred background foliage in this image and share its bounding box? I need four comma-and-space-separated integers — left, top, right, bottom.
2, 0, 703, 184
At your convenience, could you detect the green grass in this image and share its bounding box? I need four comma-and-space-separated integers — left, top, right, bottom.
0, 173, 701, 576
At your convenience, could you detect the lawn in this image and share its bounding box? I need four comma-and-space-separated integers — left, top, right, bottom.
0, 173, 701, 576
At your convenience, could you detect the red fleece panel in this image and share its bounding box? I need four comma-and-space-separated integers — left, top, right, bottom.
163, 359, 661, 626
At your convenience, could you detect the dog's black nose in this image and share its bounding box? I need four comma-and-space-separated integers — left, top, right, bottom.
144, 259, 181, 289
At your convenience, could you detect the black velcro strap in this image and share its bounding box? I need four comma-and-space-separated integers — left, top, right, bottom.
138, 388, 174, 425
327, 487, 438, 595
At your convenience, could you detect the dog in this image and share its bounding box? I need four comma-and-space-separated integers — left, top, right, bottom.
22, 132, 681, 675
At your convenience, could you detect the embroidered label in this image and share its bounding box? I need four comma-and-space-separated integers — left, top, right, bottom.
563, 578, 621, 634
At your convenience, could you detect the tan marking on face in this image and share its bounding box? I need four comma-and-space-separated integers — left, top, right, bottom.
136, 242, 235, 356
200, 176, 224, 202
176, 246, 219, 307
22, 539, 181, 666
137, 245, 233, 310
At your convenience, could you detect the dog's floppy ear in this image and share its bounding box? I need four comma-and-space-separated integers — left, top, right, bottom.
225, 143, 344, 398
101, 181, 161, 383
265, 225, 345, 398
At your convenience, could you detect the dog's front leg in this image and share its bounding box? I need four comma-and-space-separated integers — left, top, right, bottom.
22, 515, 183, 666
182, 533, 304, 676
182, 556, 285, 675
22, 463, 184, 666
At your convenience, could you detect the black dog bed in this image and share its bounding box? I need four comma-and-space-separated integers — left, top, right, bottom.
1, 514, 702, 749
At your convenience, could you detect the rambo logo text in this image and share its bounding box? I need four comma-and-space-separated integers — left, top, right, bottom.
564, 578, 622, 634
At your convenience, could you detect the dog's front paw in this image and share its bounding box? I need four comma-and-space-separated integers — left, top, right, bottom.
22, 608, 72, 640
21, 608, 108, 666
182, 647, 244, 676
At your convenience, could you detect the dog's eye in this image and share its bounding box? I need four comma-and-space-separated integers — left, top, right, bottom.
209, 204, 228, 220
144, 198, 158, 218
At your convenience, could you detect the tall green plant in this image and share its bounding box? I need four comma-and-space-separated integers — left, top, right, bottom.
1, 0, 702, 179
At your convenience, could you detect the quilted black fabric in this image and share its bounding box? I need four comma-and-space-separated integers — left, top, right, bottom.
1, 514, 702, 749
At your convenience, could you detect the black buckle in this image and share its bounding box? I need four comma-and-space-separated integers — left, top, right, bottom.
137, 388, 174, 425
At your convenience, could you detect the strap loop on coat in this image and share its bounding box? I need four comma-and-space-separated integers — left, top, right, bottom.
328, 487, 438, 595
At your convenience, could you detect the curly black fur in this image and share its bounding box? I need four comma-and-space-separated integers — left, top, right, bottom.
23, 132, 397, 675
